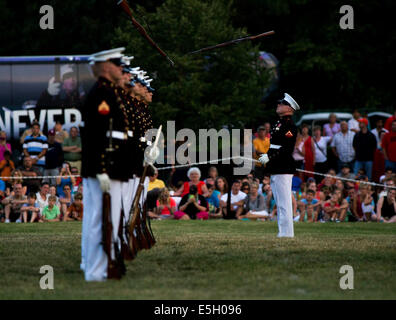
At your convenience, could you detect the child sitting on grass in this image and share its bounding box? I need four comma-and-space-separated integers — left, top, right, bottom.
298, 189, 320, 222
41, 195, 61, 222
20, 192, 40, 223
64, 192, 83, 221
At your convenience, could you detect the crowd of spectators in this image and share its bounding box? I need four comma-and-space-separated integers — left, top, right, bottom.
146, 109, 396, 223
1, 109, 396, 224
0, 120, 83, 223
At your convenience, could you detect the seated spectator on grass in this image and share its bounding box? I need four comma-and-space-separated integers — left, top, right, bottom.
0, 150, 15, 185
64, 192, 83, 221
348, 183, 374, 222
206, 184, 222, 219
376, 188, 396, 223
379, 168, 394, 184
173, 167, 209, 198
337, 164, 355, 181
41, 195, 61, 222
215, 176, 228, 198
60, 185, 73, 220
292, 174, 303, 193
174, 185, 209, 220
36, 182, 50, 215
323, 190, 342, 222
20, 192, 40, 223
298, 189, 320, 222
19, 156, 42, 194
241, 182, 250, 195
333, 188, 349, 222
148, 168, 165, 191
49, 185, 61, 209
360, 185, 377, 222
0, 178, 5, 199
5, 170, 27, 197
220, 179, 247, 219
56, 164, 75, 198
237, 182, 269, 220
2, 183, 27, 223
149, 188, 176, 220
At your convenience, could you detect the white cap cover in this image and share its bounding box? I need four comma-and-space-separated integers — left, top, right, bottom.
283, 93, 300, 111
89, 47, 125, 65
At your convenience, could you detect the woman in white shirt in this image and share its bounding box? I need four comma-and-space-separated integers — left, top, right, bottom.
313, 126, 332, 183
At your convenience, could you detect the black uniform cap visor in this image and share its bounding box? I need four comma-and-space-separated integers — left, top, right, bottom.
108, 58, 123, 66
277, 99, 291, 107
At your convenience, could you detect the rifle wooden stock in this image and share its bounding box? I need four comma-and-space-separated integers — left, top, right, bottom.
127, 165, 154, 253
102, 192, 122, 279
119, 210, 134, 260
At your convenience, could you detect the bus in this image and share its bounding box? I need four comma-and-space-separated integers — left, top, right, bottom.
0, 55, 96, 144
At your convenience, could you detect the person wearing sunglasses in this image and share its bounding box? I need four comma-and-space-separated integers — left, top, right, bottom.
258, 93, 300, 237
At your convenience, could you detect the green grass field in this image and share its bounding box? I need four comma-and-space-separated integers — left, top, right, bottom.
0, 220, 395, 300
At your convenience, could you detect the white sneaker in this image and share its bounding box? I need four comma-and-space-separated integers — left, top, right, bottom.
5, 219, 10, 223
15, 219, 21, 223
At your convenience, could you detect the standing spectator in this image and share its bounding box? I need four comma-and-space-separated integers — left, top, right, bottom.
381, 120, 396, 172
384, 108, 396, 132
19, 156, 42, 194
220, 179, 247, 219
352, 119, 377, 180
41, 195, 61, 222
237, 182, 269, 220
20, 192, 40, 223
0, 150, 15, 185
292, 130, 305, 181
253, 126, 270, 180
2, 183, 27, 222
148, 168, 166, 191
44, 129, 64, 186
206, 166, 219, 182
348, 109, 361, 133
301, 124, 315, 180
56, 164, 75, 198
71, 167, 82, 193
53, 121, 69, 144
22, 122, 48, 173
371, 119, 388, 182
331, 121, 355, 172
323, 113, 341, 137
36, 182, 50, 215
62, 126, 82, 173
64, 192, 83, 221
313, 125, 332, 183
19, 119, 43, 144
377, 188, 396, 223
175, 185, 209, 220
0, 131, 11, 162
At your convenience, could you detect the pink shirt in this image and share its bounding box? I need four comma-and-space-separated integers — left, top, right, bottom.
323, 123, 341, 137
0, 144, 12, 161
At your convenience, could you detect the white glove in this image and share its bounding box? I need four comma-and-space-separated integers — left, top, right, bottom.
258, 154, 270, 165
96, 173, 111, 192
47, 77, 61, 96
144, 145, 160, 165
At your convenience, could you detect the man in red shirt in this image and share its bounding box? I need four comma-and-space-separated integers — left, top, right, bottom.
381, 119, 396, 173
384, 109, 396, 132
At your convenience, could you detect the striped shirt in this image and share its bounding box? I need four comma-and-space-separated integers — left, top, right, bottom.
23, 134, 48, 166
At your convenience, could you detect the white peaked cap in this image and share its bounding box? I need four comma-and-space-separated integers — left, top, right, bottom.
89, 47, 125, 65
122, 56, 134, 66
145, 79, 153, 85
283, 93, 300, 111
60, 64, 74, 78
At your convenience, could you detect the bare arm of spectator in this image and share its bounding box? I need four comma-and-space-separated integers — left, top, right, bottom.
201, 184, 210, 198
172, 184, 185, 197
193, 197, 207, 212
23, 148, 30, 158
331, 146, 339, 158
